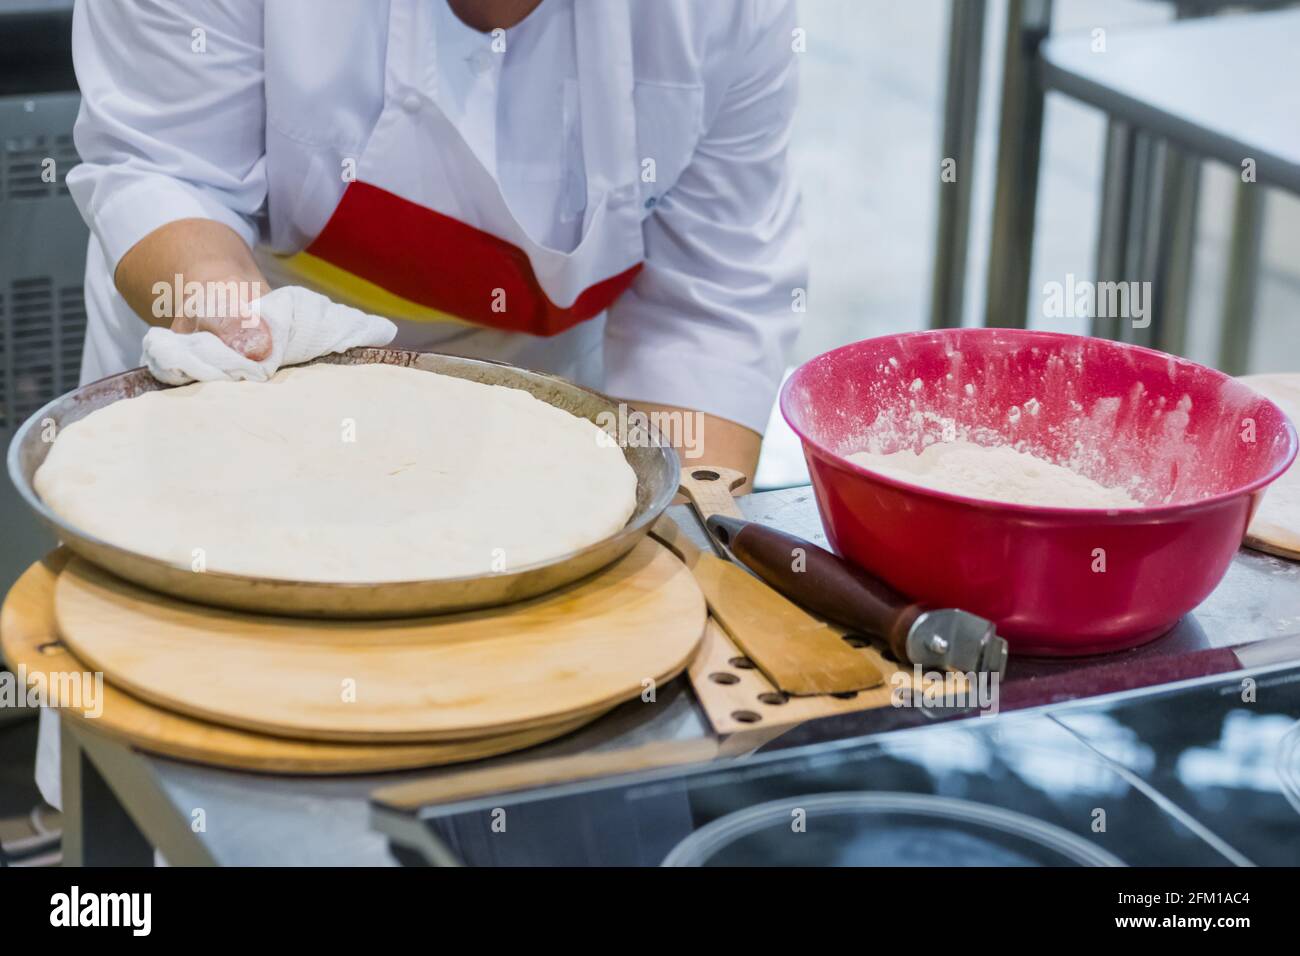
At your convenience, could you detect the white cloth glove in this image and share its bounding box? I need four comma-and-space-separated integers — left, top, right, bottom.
141, 286, 398, 385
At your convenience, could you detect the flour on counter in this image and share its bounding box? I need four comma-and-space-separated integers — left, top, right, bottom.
847, 440, 1141, 509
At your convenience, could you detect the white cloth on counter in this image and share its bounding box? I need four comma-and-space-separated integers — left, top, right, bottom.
141, 286, 398, 385
35, 709, 59, 809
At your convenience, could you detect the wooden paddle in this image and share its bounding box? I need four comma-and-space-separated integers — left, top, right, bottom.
654, 466, 883, 696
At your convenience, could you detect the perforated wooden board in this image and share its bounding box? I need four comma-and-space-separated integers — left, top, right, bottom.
689, 619, 916, 735
1239, 374, 1300, 560
0, 553, 601, 774
51, 538, 706, 743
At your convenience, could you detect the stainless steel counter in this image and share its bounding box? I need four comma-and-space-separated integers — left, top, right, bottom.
54, 486, 1300, 865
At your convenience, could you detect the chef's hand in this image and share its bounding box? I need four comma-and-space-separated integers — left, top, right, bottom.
168, 283, 272, 361
114, 218, 273, 360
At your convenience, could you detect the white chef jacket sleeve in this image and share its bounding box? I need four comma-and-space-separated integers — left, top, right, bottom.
66, 0, 267, 275
603, 0, 806, 435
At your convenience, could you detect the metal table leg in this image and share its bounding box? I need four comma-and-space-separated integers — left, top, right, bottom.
59, 720, 153, 866
61, 721, 216, 866
1135, 142, 1201, 355
929, 0, 987, 330
1218, 180, 1265, 374
1092, 1, 1213, 352
1092, 120, 1136, 341
1091, 127, 1200, 355
983, 0, 1053, 329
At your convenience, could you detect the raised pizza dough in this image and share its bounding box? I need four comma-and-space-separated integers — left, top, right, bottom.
34, 364, 639, 582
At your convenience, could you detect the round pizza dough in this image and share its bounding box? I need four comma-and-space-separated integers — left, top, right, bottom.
34, 364, 639, 582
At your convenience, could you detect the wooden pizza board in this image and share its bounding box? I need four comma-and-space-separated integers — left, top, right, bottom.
1239, 373, 1300, 560
52, 538, 706, 743
0, 553, 603, 774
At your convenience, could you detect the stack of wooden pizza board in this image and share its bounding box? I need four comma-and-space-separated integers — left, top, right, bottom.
0, 539, 708, 774
0, 496, 920, 779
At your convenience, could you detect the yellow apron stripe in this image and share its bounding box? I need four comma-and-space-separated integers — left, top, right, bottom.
274, 252, 471, 326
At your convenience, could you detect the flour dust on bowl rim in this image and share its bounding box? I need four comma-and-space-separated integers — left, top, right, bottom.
780, 329, 1298, 655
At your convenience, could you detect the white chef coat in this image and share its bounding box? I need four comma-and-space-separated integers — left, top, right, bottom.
430, 0, 586, 253
67, 0, 806, 432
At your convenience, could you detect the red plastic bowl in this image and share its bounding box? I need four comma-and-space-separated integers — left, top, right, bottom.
780, 329, 1297, 656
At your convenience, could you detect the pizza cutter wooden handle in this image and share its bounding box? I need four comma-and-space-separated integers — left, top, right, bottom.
704, 515, 923, 664
678, 466, 747, 521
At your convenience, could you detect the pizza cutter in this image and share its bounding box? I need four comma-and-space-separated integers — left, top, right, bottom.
703, 514, 1009, 679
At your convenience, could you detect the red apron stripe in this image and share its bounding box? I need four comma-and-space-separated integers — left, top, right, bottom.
305, 181, 640, 337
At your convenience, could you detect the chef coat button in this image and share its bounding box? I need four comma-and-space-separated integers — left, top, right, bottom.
401, 92, 422, 113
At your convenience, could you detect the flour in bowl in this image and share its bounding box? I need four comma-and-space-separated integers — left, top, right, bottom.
847, 440, 1140, 509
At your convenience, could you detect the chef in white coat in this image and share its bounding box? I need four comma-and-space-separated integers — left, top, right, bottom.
39, 0, 804, 809
70, 0, 804, 468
